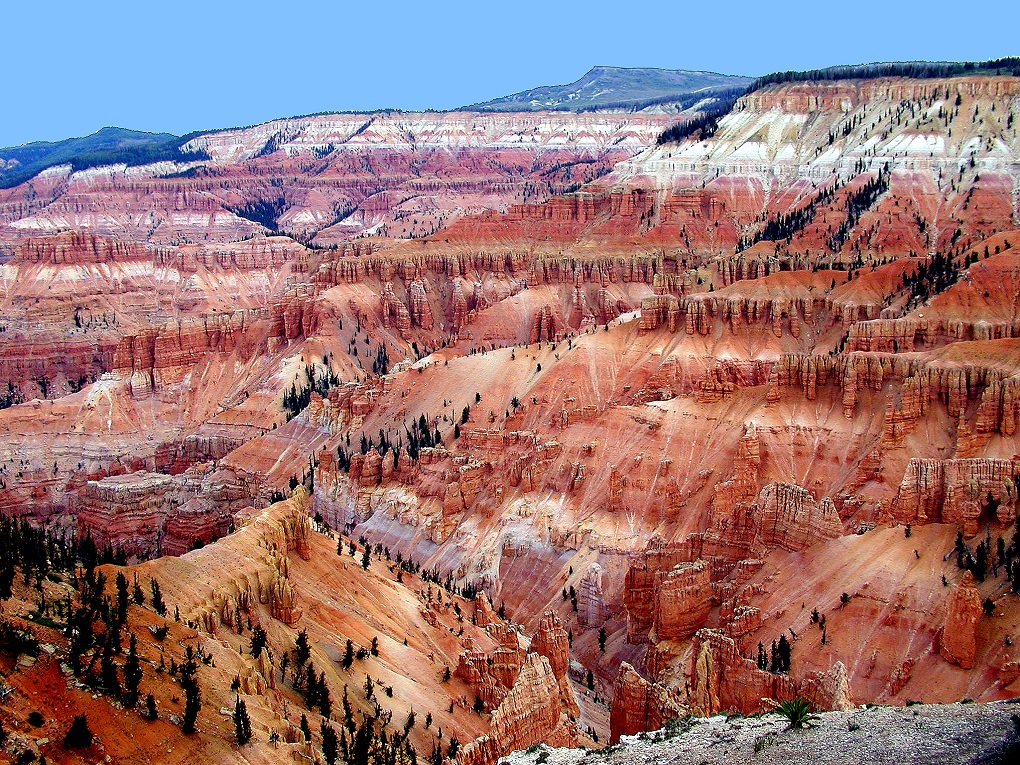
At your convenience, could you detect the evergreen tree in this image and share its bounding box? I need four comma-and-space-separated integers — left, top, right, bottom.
132, 575, 145, 606
181, 665, 201, 734
295, 628, 311, 665
124, 633, 142, 707
100, 640, 121, 697
318, 673, 332, 718
115, 572, 129, 623
0, 561, 14, 601
777, 634, 792, 673
321, 722, 339, 765
249, 626, 267, 659
150, 578, 167, 617
64, 715, 93, 748
233, 696, 252, 745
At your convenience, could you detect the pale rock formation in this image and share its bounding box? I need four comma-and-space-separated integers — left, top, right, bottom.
577, 562, 609, 629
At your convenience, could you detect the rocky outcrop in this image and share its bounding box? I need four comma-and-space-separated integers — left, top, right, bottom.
609, 662, 686, 744
624, 536, 704, 643
15, 230, 158, 264
940, 572, 983, 669
451, 280, 469, 329
688, 629, 854, 717
752, 483, 843, 553
407, 280, 435, 329
891, 457, 1020, 534
577, 563, 609, 629
457, 622, 527, 709
76, 472, 179, 560
380, 282, 412, 332
530, 611, 580, 719
474, 591, 498, 627
652, 560, 712, 641
530, 612, 570, 681
75, 468, 258, 561
459, 653, 579, 765
133, 490, 313, 633
530, 305, 558, 343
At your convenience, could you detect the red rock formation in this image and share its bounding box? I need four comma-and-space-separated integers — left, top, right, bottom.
752, 483, 843, 553
407, 280, 434, 329
380, 282, 412, 332
688, 628, 854, 716
940, 572, 983, 669
529, 611, 580, 719
652, 560, 712, 641
474, 591, 497, 627
609, 663, 686, 743
459, 653, 579, 765
76, 472, 178, 560
892, 457, 1020, 535
624, 537, 703, 643
529, 305, 558, 343
530, 612, 570, 681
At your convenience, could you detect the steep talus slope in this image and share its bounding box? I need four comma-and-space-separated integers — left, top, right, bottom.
1, 72, 1020, 761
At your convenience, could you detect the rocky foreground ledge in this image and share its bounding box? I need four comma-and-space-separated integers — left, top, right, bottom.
502, 700, 1020, 765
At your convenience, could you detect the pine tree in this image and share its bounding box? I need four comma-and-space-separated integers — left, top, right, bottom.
100, 641, 121, 697
124, 633, 142, 707
233, 696, 252, 745
598, 627, 607, 653
777, 634, 792, 673
132, 575, 145, 606
115, 572, 129, 623
295, 628, 311, 665
64, 715, 93, 748
249, 626, 267, 659
300, 713, 312, 742
150, 578, 167, 617
0, 561, 14, 601
318, 672, 332, 718
321, 722, 339, 765
181, 667, 201, 734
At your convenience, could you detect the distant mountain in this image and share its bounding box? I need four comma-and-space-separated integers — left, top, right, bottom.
0, 127, 208, 189
463, 66, 753, 112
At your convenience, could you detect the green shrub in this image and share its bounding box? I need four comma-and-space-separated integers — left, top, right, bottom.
775, 697, 818, 729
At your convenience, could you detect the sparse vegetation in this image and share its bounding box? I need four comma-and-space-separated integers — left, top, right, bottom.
776, 697, 819, 729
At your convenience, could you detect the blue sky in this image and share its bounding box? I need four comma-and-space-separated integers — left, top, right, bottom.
2, 0, 1018, 148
